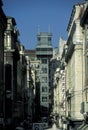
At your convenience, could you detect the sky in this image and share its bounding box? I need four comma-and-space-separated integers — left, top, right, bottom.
2, 0, 84, 49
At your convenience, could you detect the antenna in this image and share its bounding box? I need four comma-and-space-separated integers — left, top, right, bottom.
48, 24, 51, 32
37, 25, 40, 33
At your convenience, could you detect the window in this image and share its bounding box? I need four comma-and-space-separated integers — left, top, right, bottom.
42, 67, 47, 73
42, 96, 47, 102
42, 59, 47, 64
42, 77, 47, 82
48, 37, 51, 41
42, 86, 47, 92
36, 48, 53, 51
38, 37, 41, 41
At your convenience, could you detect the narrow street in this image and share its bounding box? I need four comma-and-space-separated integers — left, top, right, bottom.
1, 1, 88, 130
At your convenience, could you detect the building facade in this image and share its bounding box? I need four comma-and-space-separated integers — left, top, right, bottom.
16, 44, 27, 122
52, 1, 88, 130
36, 32, 53, 118
4, 16, 21, 128
0, 1, 6, 126
77, 1, 88, 130
25, 50, 37, 127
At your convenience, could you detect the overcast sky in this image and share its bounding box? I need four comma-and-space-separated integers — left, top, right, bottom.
2, 0, 84, 49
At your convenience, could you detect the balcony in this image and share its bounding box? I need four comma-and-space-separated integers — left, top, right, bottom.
36, 51, 53, 56
36, 47, 53, 56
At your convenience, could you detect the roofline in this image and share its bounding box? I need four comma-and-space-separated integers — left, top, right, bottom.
67, 2, 85, 32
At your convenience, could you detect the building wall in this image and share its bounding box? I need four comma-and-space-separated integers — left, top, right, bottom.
25, 50, 39, 123
71, 44, 83, 119
36, 32, 53, 117
52, 2, 87, 130
0, 0, 6, 119
4, 17, 24, 127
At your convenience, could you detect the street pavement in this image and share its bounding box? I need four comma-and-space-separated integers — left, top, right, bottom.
52, 123, 60, 130
45, 123, 61, 130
